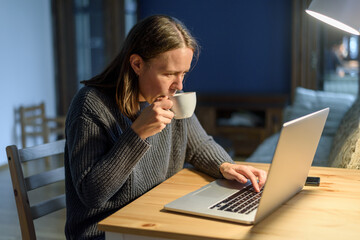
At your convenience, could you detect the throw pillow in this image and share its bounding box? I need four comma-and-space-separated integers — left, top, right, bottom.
288, 87, 356, 136
329, 98, 360, 169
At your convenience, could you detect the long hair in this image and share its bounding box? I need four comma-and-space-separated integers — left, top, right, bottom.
81, 15, 199, 120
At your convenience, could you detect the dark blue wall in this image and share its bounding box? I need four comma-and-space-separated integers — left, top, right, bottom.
138, 0, 292, 94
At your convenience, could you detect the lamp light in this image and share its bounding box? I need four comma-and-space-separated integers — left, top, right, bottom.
306, 0, 360, 35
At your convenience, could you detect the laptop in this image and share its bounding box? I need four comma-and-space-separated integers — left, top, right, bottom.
164, 108, 329, 224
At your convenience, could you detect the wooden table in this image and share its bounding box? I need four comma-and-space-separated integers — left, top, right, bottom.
98, 162, 360, 240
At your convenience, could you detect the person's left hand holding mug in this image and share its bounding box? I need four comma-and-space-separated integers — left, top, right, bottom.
131, 97, 174, 140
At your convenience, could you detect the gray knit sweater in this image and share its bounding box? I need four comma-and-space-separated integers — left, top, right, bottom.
64, 86, 233, 239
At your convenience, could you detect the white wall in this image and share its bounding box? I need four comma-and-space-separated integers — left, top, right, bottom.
0, 0, 55, 165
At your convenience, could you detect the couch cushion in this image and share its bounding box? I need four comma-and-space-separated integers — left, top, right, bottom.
329, 98, 360, 169
246, 87, 356, 167
288, 87, 356, 136
245, 133, 333, 166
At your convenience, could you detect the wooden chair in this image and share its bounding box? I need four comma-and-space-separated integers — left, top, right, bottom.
19, 102, 66, 148
6, 139, 66, 240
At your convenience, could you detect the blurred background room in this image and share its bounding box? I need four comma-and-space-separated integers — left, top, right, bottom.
0, 0, 359, 239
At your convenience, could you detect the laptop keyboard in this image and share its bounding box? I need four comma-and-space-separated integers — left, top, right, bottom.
209, 185, 263, 214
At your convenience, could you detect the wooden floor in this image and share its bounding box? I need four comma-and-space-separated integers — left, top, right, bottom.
0, 156, 66, 240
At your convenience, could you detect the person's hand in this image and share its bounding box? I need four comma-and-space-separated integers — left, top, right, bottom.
220, 163, 267, 192
131, 97, 174, 139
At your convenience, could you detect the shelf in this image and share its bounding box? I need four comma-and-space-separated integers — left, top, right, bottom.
195, 94, 288, 157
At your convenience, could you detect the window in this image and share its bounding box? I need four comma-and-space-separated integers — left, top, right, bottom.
74, 0, 137, 86
74, 0, 105, 85
52, 0, 137, 115
321, 29, 359, 96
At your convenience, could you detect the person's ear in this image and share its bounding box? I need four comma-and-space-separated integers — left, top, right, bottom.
129, 54, 143, 76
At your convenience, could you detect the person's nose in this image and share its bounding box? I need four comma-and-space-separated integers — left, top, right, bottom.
172, 75, 183, 91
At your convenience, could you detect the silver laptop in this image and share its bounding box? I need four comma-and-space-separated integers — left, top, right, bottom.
164, 108, 329, 224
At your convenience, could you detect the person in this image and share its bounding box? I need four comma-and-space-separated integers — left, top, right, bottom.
64, 14, 267, 240
325, 42, 345, 74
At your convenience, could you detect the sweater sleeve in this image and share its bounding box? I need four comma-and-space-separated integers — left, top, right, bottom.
185, 114, 234, 178
66, 114, 150, 209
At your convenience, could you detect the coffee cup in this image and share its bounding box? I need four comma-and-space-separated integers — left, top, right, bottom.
169, 92, 197, 119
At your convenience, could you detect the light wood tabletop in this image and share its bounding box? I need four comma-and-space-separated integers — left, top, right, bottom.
98, 162, 360, 240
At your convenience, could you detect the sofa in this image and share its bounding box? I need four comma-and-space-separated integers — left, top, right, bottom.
246, 87, 360, 169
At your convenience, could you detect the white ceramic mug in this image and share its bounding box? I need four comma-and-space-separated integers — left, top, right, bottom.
169, 92, 197, 119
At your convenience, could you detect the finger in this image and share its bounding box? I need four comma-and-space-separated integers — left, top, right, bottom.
257, 170, 267, 189
154, 96, 166, 102
237, 167, 260, 192
161, 108, 175, 120
154, 97, 173, 110
220, 164, 247, 183
160, 115, 173, 125
248, 167, 267, 189
154, 108, 174, 125
230, 169, 248, 184
249, 176, 260, 192
159, 122, 167, 131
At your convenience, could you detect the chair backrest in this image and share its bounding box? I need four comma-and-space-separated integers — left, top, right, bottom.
19, 102, 65, 148
6, 139, 66, 240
